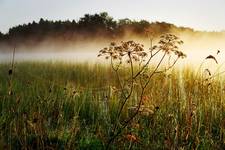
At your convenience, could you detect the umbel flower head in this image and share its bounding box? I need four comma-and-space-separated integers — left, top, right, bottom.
98, 41, 148, 63
157, 34, 186, 58
98, 33, 186, 64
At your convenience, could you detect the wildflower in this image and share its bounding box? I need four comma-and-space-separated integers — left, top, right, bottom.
126, 134, 138, 142
98, 40, 148, 63
157, 33, 186, 58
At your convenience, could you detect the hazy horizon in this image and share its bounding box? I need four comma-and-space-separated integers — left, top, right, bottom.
1, 0, 225, 68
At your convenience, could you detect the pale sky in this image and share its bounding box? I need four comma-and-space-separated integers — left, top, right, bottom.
0, 0, 225, 33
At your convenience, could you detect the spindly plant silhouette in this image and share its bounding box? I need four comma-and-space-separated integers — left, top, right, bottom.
98, 33, 186, 148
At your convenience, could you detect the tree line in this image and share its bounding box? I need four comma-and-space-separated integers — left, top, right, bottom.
0, 12, 223, 48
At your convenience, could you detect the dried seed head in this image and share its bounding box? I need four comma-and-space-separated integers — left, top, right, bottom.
205, 55, 218, 64
8, 69, 13, 75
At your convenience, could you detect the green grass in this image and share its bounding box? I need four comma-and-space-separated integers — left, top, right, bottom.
0, 61, 225, 149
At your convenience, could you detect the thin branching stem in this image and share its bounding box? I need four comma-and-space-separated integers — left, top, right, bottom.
133, 49, 161, 79
116, 54, 134, 121
101, 34, 186, 149
155, 56, 179, 74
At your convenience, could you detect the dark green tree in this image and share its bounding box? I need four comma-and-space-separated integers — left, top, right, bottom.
0, 12, 206, 49
78, 12, 117, 37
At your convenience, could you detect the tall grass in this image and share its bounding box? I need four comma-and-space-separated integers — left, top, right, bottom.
0, 62, 225, 149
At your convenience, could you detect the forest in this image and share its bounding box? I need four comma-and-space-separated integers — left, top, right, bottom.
0, 12, 224, 49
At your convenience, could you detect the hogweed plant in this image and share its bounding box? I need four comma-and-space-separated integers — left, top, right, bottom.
98, 33, 186, 148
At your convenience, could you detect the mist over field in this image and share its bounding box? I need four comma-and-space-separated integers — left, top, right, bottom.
0, 41, 104, 63
1, 30, 225, 68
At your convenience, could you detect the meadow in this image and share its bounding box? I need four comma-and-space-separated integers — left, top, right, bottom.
0, 60, 225, 149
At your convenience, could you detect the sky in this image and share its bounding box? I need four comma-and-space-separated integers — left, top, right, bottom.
0, 0, 225, 33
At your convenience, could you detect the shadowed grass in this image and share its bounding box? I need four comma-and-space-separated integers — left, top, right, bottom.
0, 61, 225, 149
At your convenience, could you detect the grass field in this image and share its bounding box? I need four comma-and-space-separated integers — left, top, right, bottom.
0, 61, 225, 149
